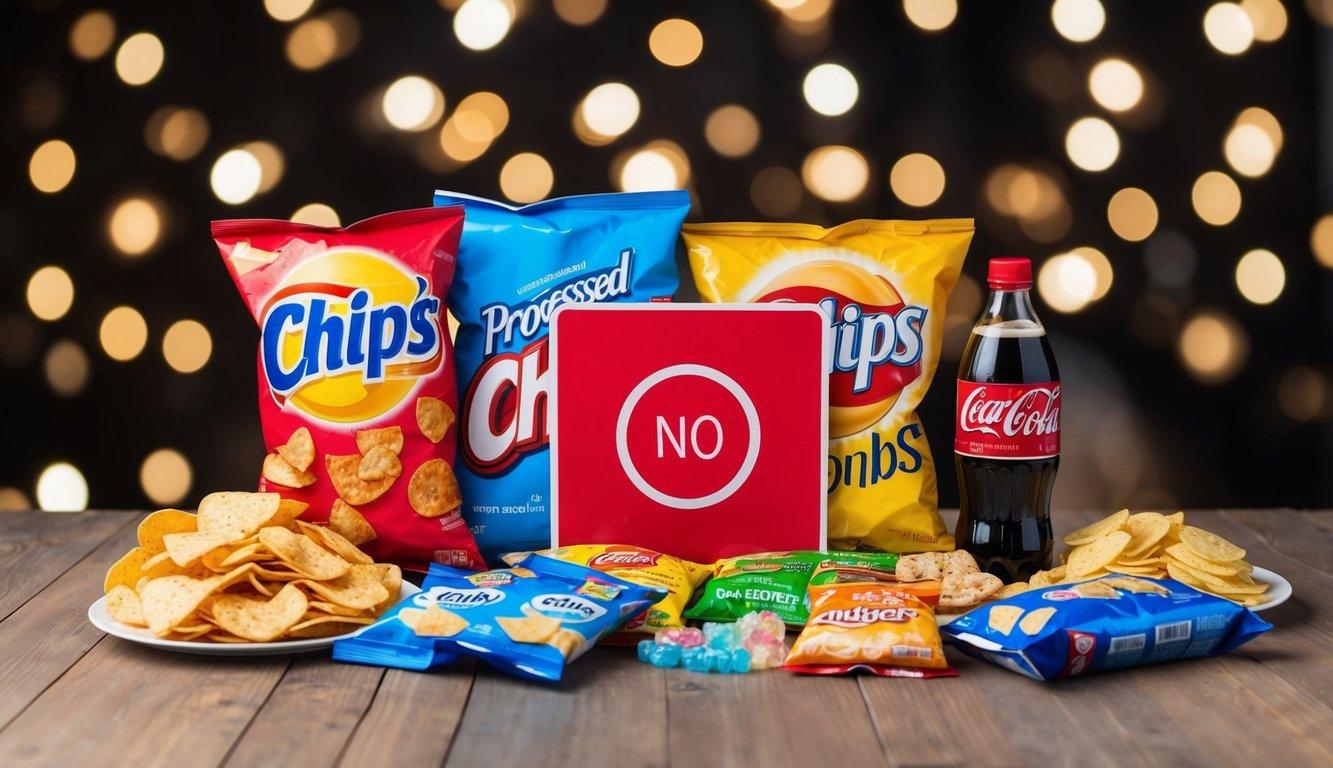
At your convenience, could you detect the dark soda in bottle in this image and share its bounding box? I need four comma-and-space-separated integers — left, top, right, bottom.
954, 257, 1061, 582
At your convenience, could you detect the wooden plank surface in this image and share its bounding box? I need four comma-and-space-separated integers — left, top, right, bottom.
0, 509, 1327, 768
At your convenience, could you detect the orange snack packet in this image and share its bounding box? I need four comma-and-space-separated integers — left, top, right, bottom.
783, 582, 955, 677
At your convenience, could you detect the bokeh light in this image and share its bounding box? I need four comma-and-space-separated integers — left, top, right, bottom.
1178, 312, 1248, 384
69, 10, 116, 60
1223, 122, 1276, 177
162, 320, 213, 373
145, 107, 210, 161
454, 0, 513, 51
36, 463, 89, 512
108, 198, 162, 257
499, 153, 554, 203
115, 32, 165, 86
579, 82, 640, 140
1234, 106, 1283, 153
0, 488, 30, 512
265, 0, 315, 22
704, 105, 761, 158
211, 148, 263, 205
29, 140, 76, 194
649, 19, 704, 67
751, 167, 803, 217
1191, 171, 1242, 225
1106, 187, 1158, 242
140, 449, 193, 505
382, 75, 445, 131
1312, 214, 1333, 268
1037, 251, 1098, 313
803, 63, 859, 116
619, 147, 680, 192
44, 340, 90, 397
1234, 248, 1285, 304
802, 146, 869, 202
1203, 2, 1254, 55
99, 306, 148, 362
889, 153, 946, 207
1088, 58, 1143, 112
1277, 367, 1328, 422
1050, 0, 1105, 42
1073, 246, 1114, 301
1065, 117, 1119, 171
291, 202, 341, 227
440, 92, 509, 161
244, 141, 285, 193
286, 17, 338, 69
902, 0, 958, 31
1240, 0, 1287, 41
27, 266, 75, 322
554, 0, 607, 25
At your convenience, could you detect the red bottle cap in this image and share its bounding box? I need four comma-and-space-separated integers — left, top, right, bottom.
987, 257, 1032, 289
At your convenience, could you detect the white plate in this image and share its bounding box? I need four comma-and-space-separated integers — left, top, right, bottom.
935, 566, 1290, 623
89, 583, 419, 656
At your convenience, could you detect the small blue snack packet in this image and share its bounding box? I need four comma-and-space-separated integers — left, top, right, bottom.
335, 553, 667, 682
433, 189, 688, 562
940, 575, 1272, 681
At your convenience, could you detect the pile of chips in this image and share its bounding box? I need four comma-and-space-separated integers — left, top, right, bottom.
636, 611, 788, 674
1003, 510, 1269, 607
103, 491, 401, 642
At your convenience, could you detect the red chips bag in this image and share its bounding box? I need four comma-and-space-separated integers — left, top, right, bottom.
212, 207, 483, 571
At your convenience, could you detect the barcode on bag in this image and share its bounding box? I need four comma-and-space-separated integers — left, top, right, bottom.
1155, 621, 1192, 644
892, 646, 935, 659
1108, 634, 1146, 654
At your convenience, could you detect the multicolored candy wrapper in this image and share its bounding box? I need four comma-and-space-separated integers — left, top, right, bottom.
434, 190, 689, 562
335, 553, 667, 682
685, 551, 903, 626
212, 208, 484, 572
939, 575, 1273, 680
684, 220, 973, 554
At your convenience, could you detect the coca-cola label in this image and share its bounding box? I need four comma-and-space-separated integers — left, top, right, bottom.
955, 380, 1061, 459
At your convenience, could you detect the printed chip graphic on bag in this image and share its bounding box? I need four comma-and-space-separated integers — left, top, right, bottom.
685, 220, 973, 553
213, 208, 483, 571
434, 190, 690, 560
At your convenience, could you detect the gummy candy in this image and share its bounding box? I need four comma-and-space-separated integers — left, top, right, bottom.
637, 639, 654, 662
649, 643, 682, 668
730, 647, 752, 673
655, 626, 705, 648
704, 622, 741, 650
682, 646, 711, 672
737, 610, 786, 642
635, 611, 781, 674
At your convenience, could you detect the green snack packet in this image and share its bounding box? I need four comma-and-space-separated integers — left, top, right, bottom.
685, 551, 901, 626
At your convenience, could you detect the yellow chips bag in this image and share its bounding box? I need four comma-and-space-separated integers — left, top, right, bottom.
684, 220, 973, 553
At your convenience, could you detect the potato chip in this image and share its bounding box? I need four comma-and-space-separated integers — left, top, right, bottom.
296, 564, 389, 610
994, 582, 1032, 600
357, 445, 402, 482
497, 615, 560, 644
259, 525, 351, 580
262, 452, 317, 489
138, 564, 257, 635
407, 458, 462, 518
1178, 526, 1246, 563
355, 426, 404, 456
309, 600, 366, 617
1106, 563, 1164, 576
326, 454, 396, 505
1121, 512, 1170, 557
400, 604, 468, 637
249, 564, 304, 581
1101, 576, 1169, 595
1166, 562, 1268, 595
1061, 509, 1130, 547
197, 492, 307, 541
988, 605, 1024, 635
276, 426, 316, 472
246, 572, 275, 597
547, 628, 584, 658
136, 510, 198, 554
1073, 580, 1120, 598
296, 520, 374, 565
106, 585, 146, 626
219, 542, 269, 568
1019, 606, 1057, 635
416, 396, 454, 444
163, 531, 232, 568
1066, 531, 1131, 577
329, 499, 376, 546
1028, 565, 1067, 588
286, 615, 375, 638
212, 583, 310, 642
1162, 545, 1241, 576
105, 547, 152, 593
376, 563, 403, 596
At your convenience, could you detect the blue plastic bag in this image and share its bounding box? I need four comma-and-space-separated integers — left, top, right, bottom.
940, 575, 1272, 680
433, 190, 689, 562
334, 553, 668, 682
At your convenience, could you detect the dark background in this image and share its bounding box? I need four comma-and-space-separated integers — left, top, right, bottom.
2, 0, 1330, 512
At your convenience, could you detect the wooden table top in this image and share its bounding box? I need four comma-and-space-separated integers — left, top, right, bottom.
0, 509, 1328, 767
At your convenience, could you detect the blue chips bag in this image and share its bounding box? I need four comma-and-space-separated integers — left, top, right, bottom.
433, 190, 689, 561
334, 553, 667, 682
940, 575, 1272, 680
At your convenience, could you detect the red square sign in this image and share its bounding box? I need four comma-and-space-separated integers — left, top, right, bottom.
550, 304, 828, 564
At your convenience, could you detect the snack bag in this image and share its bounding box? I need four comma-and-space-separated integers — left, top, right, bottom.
784, 582, 956, 677
940, 575, 1273, 680
434, 190, 690, 561
508, 544, 710, 639
212, 208, 484, 572
685, 551, 903, 626
684, 220, 973, 553
335, 553, 667, 682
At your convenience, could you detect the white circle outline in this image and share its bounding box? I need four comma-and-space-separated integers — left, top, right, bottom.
614, 364, 761, 510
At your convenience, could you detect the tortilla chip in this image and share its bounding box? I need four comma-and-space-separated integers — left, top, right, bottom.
263, 452, 317, 489
212, 583, 310, 642
326, 454, 396, 505
276, 426, 316, 472
328, 500, 376, 545
258, 525, 351, 580
416, 397, 454, 444
296, 520, 374, 565
105, 585, 146, 627
136, 509, 198, 554
407, 459, 462, 518
355, 426, 404, 456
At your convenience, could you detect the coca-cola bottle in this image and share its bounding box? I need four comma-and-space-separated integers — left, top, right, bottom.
954, 257, 1061, 582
